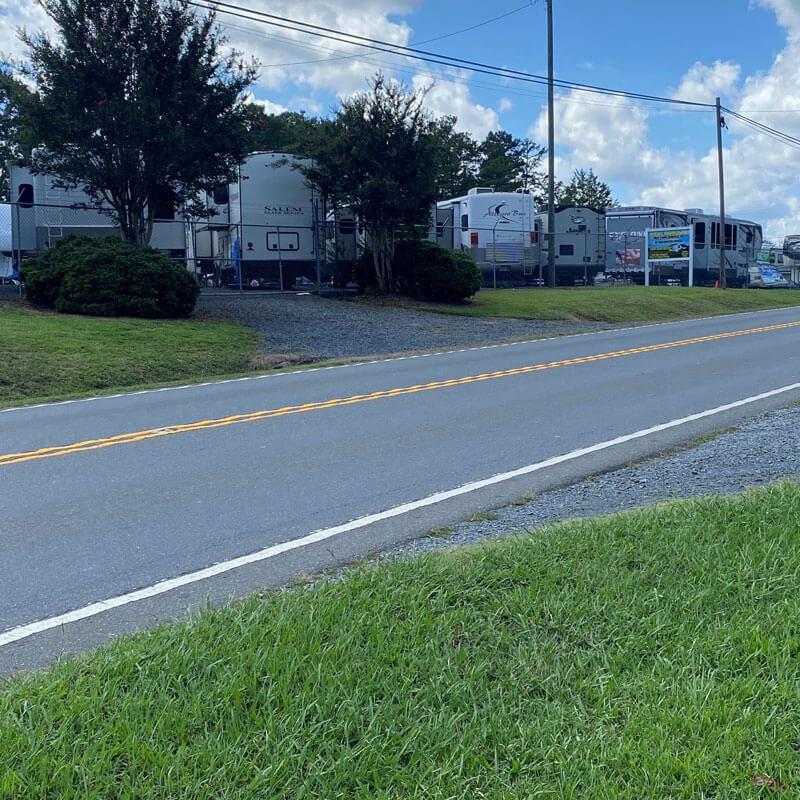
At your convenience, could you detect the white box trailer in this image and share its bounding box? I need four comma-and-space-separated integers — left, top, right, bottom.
605, 206, 762, 286
535, 205, 605, 285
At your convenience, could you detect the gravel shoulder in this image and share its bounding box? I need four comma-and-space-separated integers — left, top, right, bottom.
199, 290, 800, 559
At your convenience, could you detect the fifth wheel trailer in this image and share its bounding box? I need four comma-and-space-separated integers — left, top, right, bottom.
437, 188, 539, 284
220, 151, 324, 287
7, 163, 187, 265
605, 206, 762, 286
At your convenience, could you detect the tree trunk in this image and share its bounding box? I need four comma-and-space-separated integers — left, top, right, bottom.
370, 228, 395, 294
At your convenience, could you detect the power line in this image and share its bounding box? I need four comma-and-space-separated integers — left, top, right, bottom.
187, 0, 715, 110
722, 107, 800, 151
255, 2, 537, 70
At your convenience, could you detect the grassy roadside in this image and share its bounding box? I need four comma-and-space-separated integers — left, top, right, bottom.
0, 303, 261, 406
3, 286, 799, 407
415, 285, 800, 322
2, 482, 799, 798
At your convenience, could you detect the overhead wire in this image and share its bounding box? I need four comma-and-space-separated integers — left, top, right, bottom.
722, 107, 800, 151
195, 0, 800, 148
187, 0, 715, 109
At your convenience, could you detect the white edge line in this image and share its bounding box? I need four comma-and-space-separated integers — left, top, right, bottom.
3, 380, 800, 647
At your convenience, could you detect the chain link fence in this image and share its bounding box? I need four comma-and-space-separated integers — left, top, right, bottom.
1, 199, 759, 293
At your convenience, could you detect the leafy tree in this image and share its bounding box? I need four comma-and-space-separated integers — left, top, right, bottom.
0, 68, 39, 200
430, 116, 481, 199
242, 108, 325, 158
18, 0, 258, 244
475, 130, 546, 196
517, 138, 547, 200
305, 75, 442, 294
556, 168, 615, 209
477, 130, 521, 191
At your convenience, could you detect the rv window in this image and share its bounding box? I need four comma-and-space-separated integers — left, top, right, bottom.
711, 222, 738, 249
150, 187, 175, 220
559, 244, 574, 256
17, 184, 34, 208
211, 185, 229, 206
694, 222, 705, 248
338, 218, 356, 235
461, 214, 469, 232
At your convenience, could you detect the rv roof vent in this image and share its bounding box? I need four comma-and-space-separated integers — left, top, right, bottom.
469, 187, 495, 195
685, 208, 704, 214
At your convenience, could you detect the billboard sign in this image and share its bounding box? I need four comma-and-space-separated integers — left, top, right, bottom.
645, 226, 693, 286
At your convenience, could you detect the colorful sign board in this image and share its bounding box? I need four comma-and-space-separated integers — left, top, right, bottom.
645, 226, 693, 286
646, 227, 691, 260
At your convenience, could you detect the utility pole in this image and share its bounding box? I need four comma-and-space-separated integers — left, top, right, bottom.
546, 0, 556, 288
715, 96, 726, 289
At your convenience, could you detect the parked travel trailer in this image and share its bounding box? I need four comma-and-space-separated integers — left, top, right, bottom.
605, 206, 762, 286
437, 188, 539, 283
535, 205, 605, 285
218, 151, 324, 287
783, 235, 800, 283
7, 163, 187, 265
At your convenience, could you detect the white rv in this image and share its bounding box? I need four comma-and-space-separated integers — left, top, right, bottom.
220, 151, 324, 287
7, 163, 187, 263
783, 235, 800, 284
535, 205, 605, 285
605, 206, 762, 287
437, 188, 539, 282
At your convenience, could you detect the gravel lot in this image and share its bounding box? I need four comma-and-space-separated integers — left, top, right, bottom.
197, 290, 622, 360
200, 290, 800, 558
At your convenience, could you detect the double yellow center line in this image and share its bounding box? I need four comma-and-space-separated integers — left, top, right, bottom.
3, 320, 799, 467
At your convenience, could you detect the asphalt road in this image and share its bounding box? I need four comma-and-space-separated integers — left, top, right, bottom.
2, 306, 800, 674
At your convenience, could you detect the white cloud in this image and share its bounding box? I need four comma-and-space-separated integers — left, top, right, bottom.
669, 60, 741, 104
523, 5, 800, 242
529, 92, 666, 190
243, 93, 288, 116
0, 0, 58, 60
413, 75, 501, 139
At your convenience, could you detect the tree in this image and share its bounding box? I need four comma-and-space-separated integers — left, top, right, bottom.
430, 116, 480, 199
477, 130, 521, 191
306, 75, 442, 294
242, 108, 325, 159
556, 168, 615, 209
517, 138, 547, 200
0, 67, 39, 200
474, 130, 547, 196
19, 0, 258, 244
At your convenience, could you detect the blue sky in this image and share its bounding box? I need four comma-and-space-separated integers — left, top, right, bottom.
4, 0, 800, 241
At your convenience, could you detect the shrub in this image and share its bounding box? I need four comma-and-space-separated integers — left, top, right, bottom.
21, 235, 199, 318
394, 240, 482, 302
354, 239, 482, 301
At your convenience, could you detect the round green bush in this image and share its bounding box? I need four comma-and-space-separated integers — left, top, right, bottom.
393, 240, 482, 302
21, 235, 199, 318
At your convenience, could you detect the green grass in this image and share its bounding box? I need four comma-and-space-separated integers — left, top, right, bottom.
0, 303, 261, 406
3, 482, 800, 798
422, 285, 800, 323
